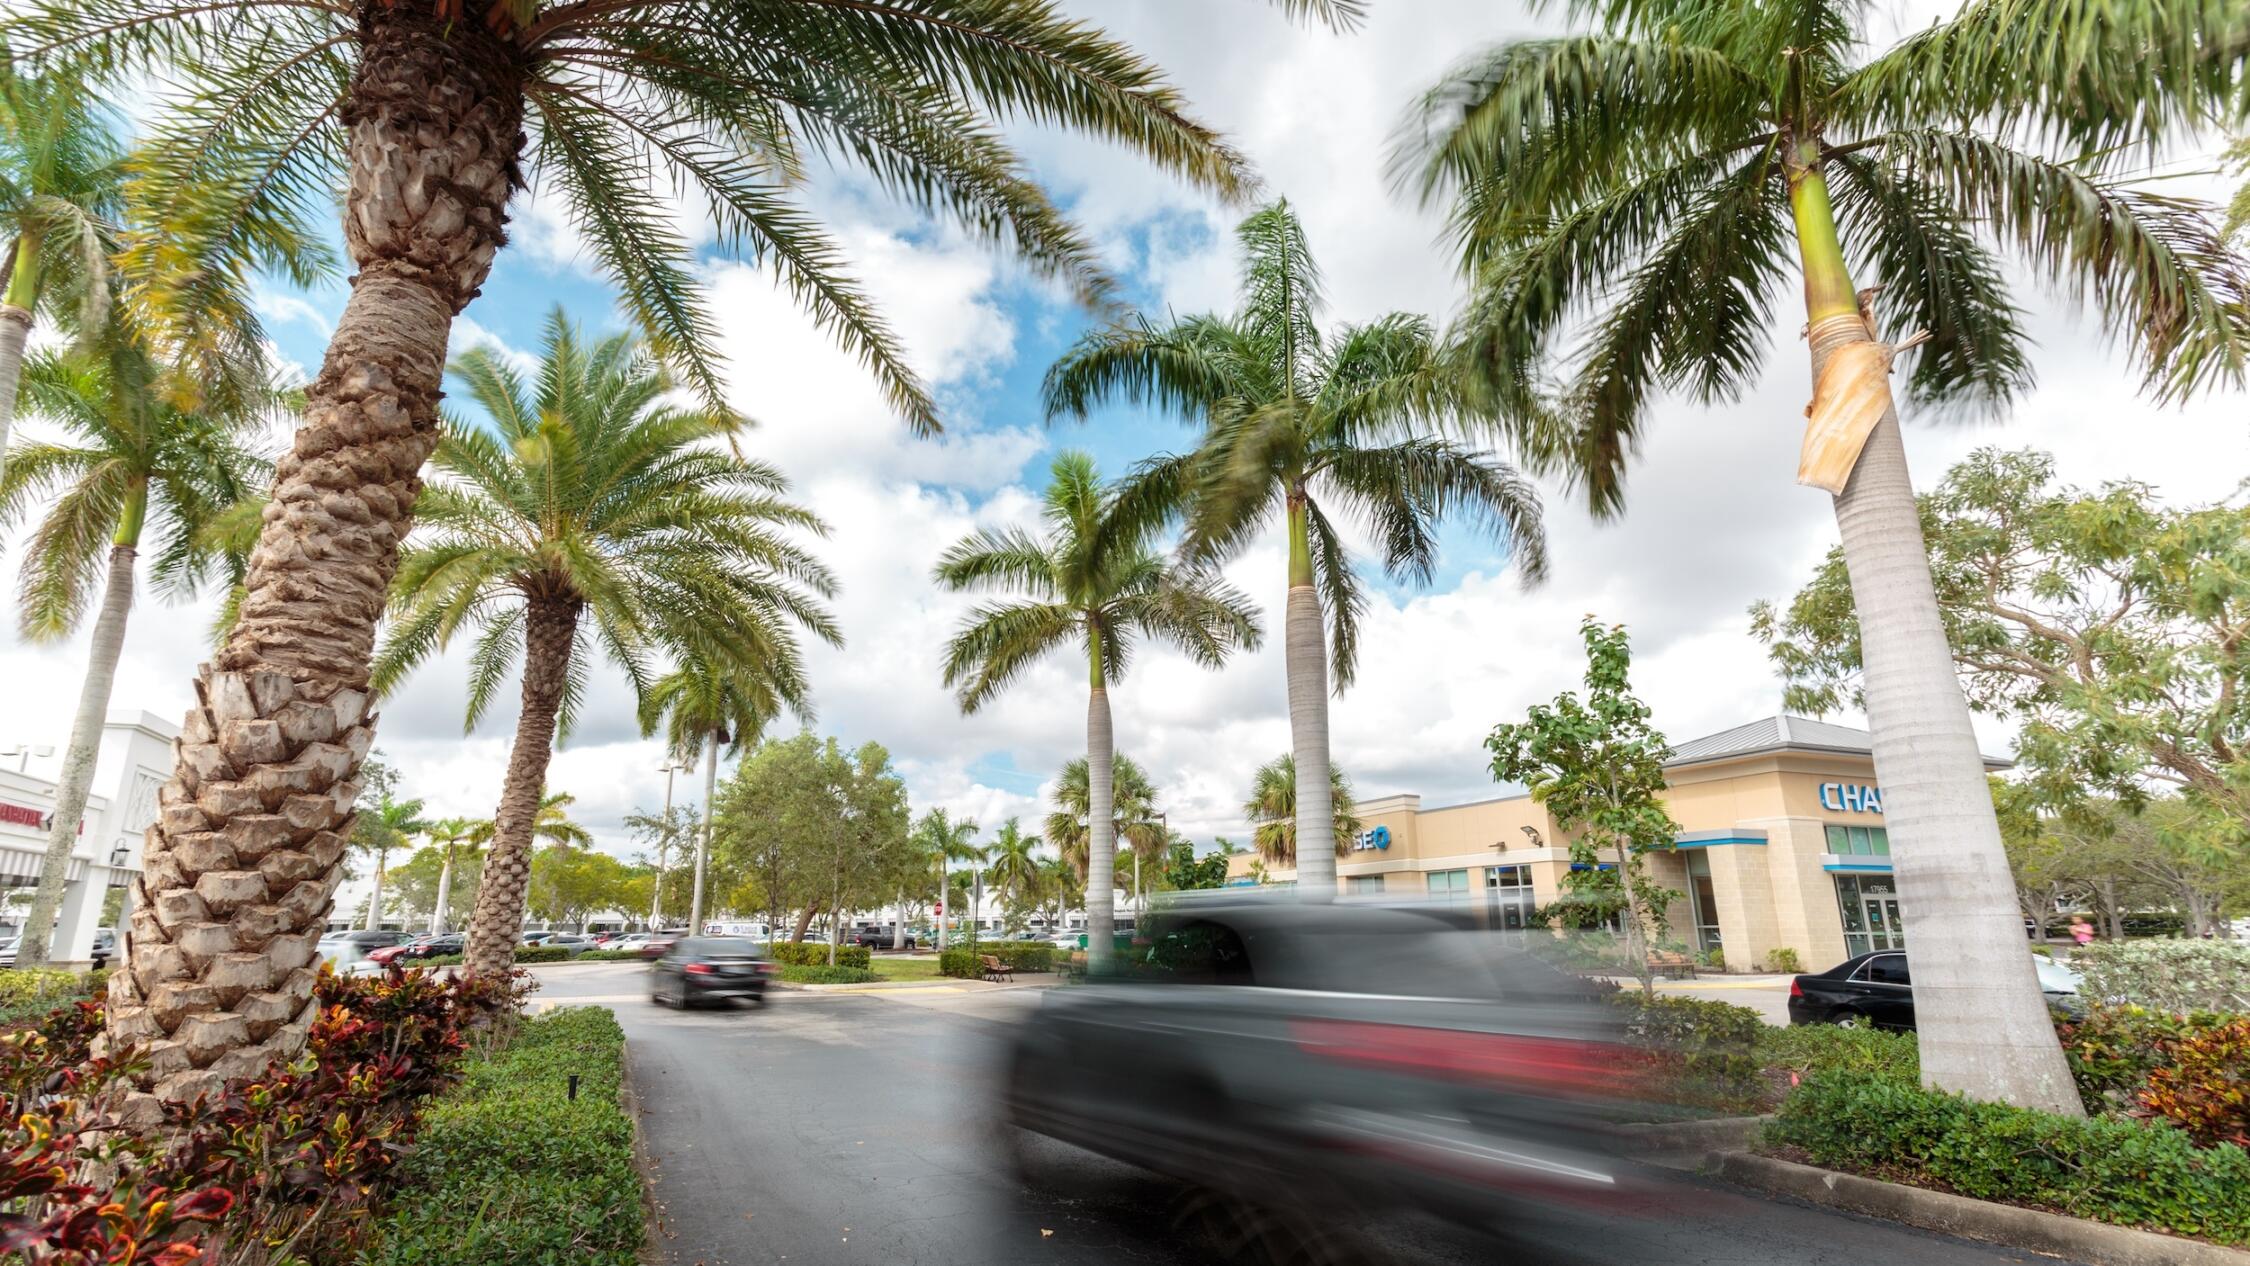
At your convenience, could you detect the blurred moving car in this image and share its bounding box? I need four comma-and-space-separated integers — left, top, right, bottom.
638, 929, 692, 959
1787, 950, 2083, 1029
997, 897, 1645, 1258
318, 929, 413, 970
368, 933, 465, 965
649, 936, 775, 1008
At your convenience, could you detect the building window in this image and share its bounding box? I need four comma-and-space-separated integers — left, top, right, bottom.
1485, 865, 1534, 929
1834, 874, 1905, 957
1426, 869, 1470, 903
1344, 876, 1384, 896
1824, 824, 1890, 856
1686, 851, 1721, 953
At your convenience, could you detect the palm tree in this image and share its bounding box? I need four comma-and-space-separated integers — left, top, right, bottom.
1034, 855, 1081, 937
373, 313, 838, 978
982, 818, 1043, 909
1045, 202, 1547, 904
1391, 0, 2250, 1115
423, 816, 479, 935
1243, 754, 1361, 868
352, 790, 429, 932
21, 0, 1346, 1097
640, 648, 807, 934
1044, 754, 1169, 886
912, 808, 984, 948
0, 339, 279, 967
0, 65, 126, 486
938, 451, 1260, 970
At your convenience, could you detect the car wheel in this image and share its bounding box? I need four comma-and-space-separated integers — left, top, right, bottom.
1832, 1009, 1867, 1030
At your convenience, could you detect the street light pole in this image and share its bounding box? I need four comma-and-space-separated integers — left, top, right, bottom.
651, 762, 679, 931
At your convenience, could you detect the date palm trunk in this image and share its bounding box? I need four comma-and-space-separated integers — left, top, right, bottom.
100, 10, 523, 1119
0, 230, 41, 488
1284, 495, 1337, 899
1788, 151, 2080, 1114
463, 597, 579, 976
688, 735, 716, 933
431, 844, 454, 935
362, 843, 388, 930
17, 505, 141, 968
1084, 643, 1117, 973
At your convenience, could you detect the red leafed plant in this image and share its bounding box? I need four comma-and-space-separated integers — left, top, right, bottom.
2136, 1017, 2250, 1149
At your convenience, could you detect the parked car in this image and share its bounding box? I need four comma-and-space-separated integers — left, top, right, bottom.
542, 934, 595, 957
850, 924, 917, 950
648, 936, 775, 1008
1787, 950, 2083, 1029
371, 933, 464, 964
607, 934, 650, 953
318, 929, 413, 969
518, 930, 559, 946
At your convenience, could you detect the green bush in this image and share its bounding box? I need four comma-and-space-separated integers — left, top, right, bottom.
1610, 994, 1765, 1108
2074, 940, 2250, 1014
768, 942, 871, 970
938, 942, 1050, 978
365, 1006, 642, 1265
2058, 1005, 2241, 1109
778, 964, 880, 985
1762, 948, 1802, 974
1758, 1024, 1918, 1084
0, 969, 100, 1027
577, 949, 645, 962
1771, 1073, 2250, 1245
515, 945, 571, 964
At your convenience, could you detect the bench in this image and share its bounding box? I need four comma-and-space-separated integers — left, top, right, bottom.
1060, 950, 1088, 982
978, 954, 1015, 983
1647, 950, 1697, 980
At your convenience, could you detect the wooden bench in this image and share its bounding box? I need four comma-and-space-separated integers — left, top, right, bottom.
1060, 950, 1088, 982
978, 954, 1015, 983
1646, 950, 1697, 980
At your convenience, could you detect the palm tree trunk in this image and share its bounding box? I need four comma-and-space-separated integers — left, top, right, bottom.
1085, 646, 1117, 973
892, 889, 905, 950
1790, 153, 2081, 1114
463, 598, 578, 976
1284, 496, 1337, 899
363, 844, 388, 931
15, 536, 137, 968
0, 229, 40, 488
432, 845, 454, 935
100, 9, 524, 1118
689, 737, 716, 932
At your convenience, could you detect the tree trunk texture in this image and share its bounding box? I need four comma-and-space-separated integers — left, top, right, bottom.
363, 844, 388, 931
0, 302, 30, 489
16, 544, 137, 968
431, 846, 454, 935
792, 904, 817, 943
892, 889, 905, 950
463, 598, 579, 976
1612, 837, 1653, 999
100, 9, 524, 1121
689, 738, 716, 933
1084, 684, 1117, 973
1285, 582, 1337, 898
1814, 312, 2083, 1115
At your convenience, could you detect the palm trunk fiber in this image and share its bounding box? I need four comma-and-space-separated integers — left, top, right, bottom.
463, 598, 579, 976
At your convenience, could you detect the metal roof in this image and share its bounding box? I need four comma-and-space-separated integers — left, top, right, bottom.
1663, 714, 2009, 770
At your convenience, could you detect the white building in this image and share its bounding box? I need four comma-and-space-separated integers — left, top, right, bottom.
0, 710, 167, 963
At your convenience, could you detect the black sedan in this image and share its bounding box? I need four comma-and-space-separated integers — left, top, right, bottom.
1787, 950, 2083, 1029
649, 936, 775, 1009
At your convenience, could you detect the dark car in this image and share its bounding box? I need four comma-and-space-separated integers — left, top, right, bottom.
850, 924, 916, 950
649, 936, 775, 1008
318, 929, 413, 969
1787, 950, 2083, 1030
996, 896, 1657, 1257
541, 934, 595, 958
382, 933, 464, 963
639, 928, 692, 960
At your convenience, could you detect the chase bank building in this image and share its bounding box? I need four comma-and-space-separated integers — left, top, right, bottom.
1225, 715, 2009, 971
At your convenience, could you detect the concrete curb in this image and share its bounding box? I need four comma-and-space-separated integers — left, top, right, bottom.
1710, 1151, 2250, 1266
1615, 1114, 1770, 1160
618, 1042, 668, 1264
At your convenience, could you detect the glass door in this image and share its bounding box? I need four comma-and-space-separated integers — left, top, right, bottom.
1862, 896, 1904, 950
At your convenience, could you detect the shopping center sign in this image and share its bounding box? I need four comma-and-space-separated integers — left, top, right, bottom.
1818, 782, 1883, 814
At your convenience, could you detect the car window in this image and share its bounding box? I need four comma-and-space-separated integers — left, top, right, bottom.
2035, 958, 2081, 992
1865, 954, 1911, 986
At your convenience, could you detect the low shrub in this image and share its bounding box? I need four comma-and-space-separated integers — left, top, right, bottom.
1762, 948, 1802, 974
778, 964, 880, 984
2073, 940, 2250, 1014
2058, 1005, 2240, 1109
1758, 1024, 1918, 1084
0, 967, 101, 1027
938, 942, 1052, 978
2137, 1017, 2250, 1148
365, 1006, 641, 1265
515, 945, 571, 964
1771, 1073, 2250, 1245
768, 941, 871, 970
1610, 993, 1765, 1109
1698, 946, 1725, 970
578, 949, 645, 962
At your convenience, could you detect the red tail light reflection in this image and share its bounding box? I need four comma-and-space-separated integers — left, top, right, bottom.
1293, 1020, 1634, 1094
684, 963, 715, 976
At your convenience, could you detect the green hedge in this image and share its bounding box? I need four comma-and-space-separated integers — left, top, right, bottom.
1610, 994, 1765, 1109
1770, 1073, 2250, 1245
366, 1007, 642, 1265
0, 968, 102, 1027
416, 945, 573, 967
939, 941, 1053, 979
1757, 1024, 1919, 1084
577, 949, 645, 962
777, 964, 880, 985
768, 942, 870, 969
2074, 941, 2250, 1015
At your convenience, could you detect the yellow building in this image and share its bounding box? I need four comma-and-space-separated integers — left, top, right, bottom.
1223, 715, 2008, 971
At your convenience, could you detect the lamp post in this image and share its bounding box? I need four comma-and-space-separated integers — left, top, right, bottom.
651, 761, 684, 931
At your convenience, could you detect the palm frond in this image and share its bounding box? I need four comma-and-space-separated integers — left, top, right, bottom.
938, 599, 1079, 714
1300, 496, 1366, 691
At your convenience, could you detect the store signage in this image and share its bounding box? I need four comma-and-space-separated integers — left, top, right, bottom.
0, 802, 49, 829
1353, 825, 1392, 852
1819, 782, 1884, 814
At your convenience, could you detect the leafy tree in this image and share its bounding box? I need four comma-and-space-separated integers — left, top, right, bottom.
1045, 201, 1546, 901
624, 804, 696, 931
351, 782, 429, 932
22, 0, 1330, 1096
1045, 754, 1169, 888
1398, 0, 2250, 1115
1242, 753, 1362, 867
713, 731, 908, 959
527, 846, 645, 930
373, 313, 837, 977
937, 451, 1258, 969
1757, 448, 2250, 849
0, 338, 283, 966
396, 818, 484, 935
1487, 619, 1681, 998
1160, 840, 1230, 893
912, 808, 984, 947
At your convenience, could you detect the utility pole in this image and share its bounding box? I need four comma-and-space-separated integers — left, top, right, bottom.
650, 762, 680, 931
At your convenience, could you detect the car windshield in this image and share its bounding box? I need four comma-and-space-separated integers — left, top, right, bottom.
2035, 957, 2081, 992
683, 937, 760, 958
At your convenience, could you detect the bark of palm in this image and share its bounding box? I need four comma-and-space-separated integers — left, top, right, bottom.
463, 598, 578, 976
1284, 522, 1337, 897
1084, 681, 1117, 973
100, 10, 523, 1118
689, 739, 716, 933
0, 302, 30, 487
431, 845, 453, 934
1790, 155, 2081, 1113
15, 543, 136, 968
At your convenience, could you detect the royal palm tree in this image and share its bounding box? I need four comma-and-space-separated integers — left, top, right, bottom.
982, 818, 1043, 909
938, 452, 1260, 970
1044, 754, 1169, 886
1046, 202, 1547, 903
1391, 0, 2250, 1114
423, 815, 479, 935
22, 0, 1351, 1099
912, 808, 984, 948
1034, 855, 1080, 937
640, 647, 807, 934
1243, 754, 1361, 868
0, 339, 279, 967
351, 789, 429, 931
374, 313, 838, 978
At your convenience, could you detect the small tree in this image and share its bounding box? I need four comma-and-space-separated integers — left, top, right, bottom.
1487, 618, 1681, 998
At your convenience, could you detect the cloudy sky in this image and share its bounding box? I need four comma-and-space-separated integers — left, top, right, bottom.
2, 1, 2243, 908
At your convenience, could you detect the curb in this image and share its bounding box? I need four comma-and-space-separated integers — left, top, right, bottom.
618, 1043, 668, 1264
1615, 1114, 1769, 1161
1709, 1151, 2250, 1266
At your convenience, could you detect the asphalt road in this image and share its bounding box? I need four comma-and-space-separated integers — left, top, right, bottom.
530, 963, 2085, 1266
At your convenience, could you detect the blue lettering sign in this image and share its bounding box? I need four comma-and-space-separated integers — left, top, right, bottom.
1820, 782, 1882, 815
1355, 825, 1392, 851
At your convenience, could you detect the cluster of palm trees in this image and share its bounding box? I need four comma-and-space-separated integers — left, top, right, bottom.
0, 0, 2236, 1118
